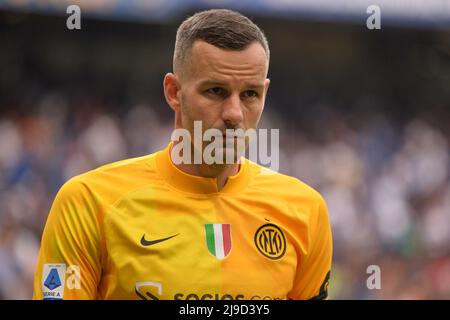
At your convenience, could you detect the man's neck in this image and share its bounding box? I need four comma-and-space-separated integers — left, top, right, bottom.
175, 161, 240, 191
169, 142, 240, 191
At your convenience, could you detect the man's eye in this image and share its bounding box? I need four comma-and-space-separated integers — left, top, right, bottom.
207, 87, 225, 96
243, 90, 258, 98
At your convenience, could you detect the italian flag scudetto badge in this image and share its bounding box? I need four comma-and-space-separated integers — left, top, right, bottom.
205, 223, 232, 260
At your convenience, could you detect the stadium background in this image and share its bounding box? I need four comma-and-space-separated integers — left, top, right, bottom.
0, 0, 449, 299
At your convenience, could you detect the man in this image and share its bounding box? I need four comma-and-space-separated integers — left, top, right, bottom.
33, 9, 332, 300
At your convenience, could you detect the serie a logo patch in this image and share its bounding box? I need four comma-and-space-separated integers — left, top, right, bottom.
41, 264, 81, 300
42, 264, 66, 300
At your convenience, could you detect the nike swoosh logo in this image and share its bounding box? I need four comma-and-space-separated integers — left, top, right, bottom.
140, 233, 179, 246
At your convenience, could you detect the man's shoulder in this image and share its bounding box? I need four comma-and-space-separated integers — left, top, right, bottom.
246, 160, 325, 205
80, 151, 159, 180
91, 152, 158, 174
57, 151, 162, 205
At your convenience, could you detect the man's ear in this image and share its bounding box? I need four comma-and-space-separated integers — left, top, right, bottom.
259, 78, 270, 113
264, 78, 270, 94
163, 73, 181, 112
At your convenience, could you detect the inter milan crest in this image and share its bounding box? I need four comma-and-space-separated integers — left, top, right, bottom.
204, 223, 232, 260
254, 223, 286, 260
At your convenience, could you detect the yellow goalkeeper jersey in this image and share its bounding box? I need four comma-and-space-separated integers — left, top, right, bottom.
33, 142, 332, 300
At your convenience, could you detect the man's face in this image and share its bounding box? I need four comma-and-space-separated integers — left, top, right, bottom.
176, 40, 270, 160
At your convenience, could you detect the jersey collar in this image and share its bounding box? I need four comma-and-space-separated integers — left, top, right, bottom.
156, 142, 250, 195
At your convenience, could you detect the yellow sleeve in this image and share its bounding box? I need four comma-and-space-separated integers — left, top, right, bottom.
288, 194, 333, 300
33, 176, 103, 300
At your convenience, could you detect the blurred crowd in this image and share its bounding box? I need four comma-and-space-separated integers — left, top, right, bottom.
285, 109, 450, 299
1, 89, 449, 299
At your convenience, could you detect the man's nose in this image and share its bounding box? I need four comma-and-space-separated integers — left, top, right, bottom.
222, 93, 244, 128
